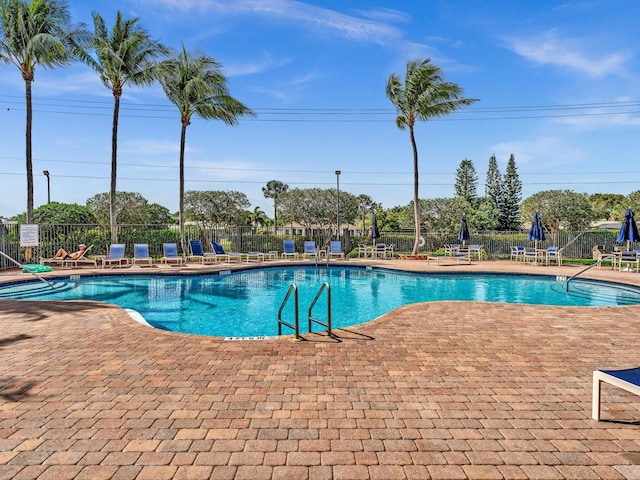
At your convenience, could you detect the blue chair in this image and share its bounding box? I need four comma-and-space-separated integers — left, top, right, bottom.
619, 250, 640, 272
329, 241, 344, 259
546, 246, 562, 266
102, 244, 128, 268
303, 241, 318, 259
132, 243, 152, 267
593, 367, 640, 420
470, 245, 483, 261
510, 245, 524, 261
161, 243, 183, 265
282, 239, 299, 259
211, 241, 245, 262
187, 240, 216, 264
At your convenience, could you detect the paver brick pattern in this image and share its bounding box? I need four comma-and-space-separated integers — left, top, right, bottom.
1, 261, 640, 479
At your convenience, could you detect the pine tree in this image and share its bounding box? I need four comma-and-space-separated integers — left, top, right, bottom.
485, 154, 502, 207
500, 154, 522, 230
454, 158, 478, 205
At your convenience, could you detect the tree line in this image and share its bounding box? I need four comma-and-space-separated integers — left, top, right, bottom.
2, 1, 634, 254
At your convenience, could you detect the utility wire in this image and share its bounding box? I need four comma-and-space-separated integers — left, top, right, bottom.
2, 95, 639, 122
0, 154, 638, 177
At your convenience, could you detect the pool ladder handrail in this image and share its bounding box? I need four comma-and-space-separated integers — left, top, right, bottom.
0, 249, 55, 288
308, 282, 332, 337
565, 254, 617, 291
278, 283, 300, 340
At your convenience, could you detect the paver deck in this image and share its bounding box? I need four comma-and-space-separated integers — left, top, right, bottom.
1, 259, 640, 479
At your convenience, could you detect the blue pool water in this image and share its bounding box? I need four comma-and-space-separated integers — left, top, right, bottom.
2, 266, 640, 337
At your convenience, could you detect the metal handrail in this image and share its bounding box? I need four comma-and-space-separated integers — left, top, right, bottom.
278, 283, 300, 340
0, 250, 55, 288
308, 282, 332, 336
565, 254, 617, 291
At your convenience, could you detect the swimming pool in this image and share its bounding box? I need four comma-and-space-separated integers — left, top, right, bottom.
2, 266, 640, 337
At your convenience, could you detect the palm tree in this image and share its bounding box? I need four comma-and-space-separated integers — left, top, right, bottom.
158, 45, 254, 254
0, 0, 86, 223
249, 206, 268, 233
386, 58, 478, 255
262, 180, 289, 235
78, 11, 166, 243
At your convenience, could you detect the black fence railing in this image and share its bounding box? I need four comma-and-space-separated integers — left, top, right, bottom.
0, 223, 629, 271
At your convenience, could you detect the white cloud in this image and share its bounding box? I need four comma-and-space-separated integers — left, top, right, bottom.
503, 30, 631, 78
224, 52, 292, 77
139, 0, 404, 46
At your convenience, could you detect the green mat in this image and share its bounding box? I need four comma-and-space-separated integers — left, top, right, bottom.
22, 264, 53, 273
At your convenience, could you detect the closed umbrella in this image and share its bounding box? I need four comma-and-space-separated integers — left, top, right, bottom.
528, 210, 545, 249
617, 207, 640, 251
371, 214, 380, 243
457, 214, 470, 245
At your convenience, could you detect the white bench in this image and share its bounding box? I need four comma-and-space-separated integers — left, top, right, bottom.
592, 367, 640, 420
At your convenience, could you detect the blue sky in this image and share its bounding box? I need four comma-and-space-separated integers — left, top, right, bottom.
2, 0, 640, 218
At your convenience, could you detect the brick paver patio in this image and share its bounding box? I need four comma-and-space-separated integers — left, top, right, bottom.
1, 259, 640, 479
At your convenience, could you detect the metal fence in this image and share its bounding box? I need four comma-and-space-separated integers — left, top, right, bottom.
0, 223, 628, 271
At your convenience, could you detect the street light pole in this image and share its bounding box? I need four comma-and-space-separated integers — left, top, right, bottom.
335, 170, 341, 238
43, 170, 50, 204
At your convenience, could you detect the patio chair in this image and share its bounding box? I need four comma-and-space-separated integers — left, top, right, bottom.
132, 243, 153, 267
303, 241, 318, 259
211, 241, 246, 262
470, 245, 483, 261
446, 244, 460, 256
357, 244, 367, 258
593, 367, 640, 420
102, 244, 129, 268
546, 246, 563, 266
374, 243, 386, 258
386, 243, 395, 258
510, 245, 525, 261
187, 240, 217, 264
282, 239, 299, 259
160, 243, 183, 265
619, 250, 640, 272
328, 241, 344, 259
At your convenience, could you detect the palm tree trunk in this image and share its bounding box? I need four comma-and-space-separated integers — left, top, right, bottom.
410, 125, 420, 255
273, 202, 277, 235
25, 78, 34, 224
179, 121, 187, 255
110, 94, 120, 244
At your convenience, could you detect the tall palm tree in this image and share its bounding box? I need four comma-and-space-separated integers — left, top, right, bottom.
0, 0, 86, 223
262, 180, 289, 235
386, 58, 478, 255
158, 45, 254, 254
78, 11, 166, 243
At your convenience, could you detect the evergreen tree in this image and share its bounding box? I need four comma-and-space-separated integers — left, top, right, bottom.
500, 154, 522, 230
454, 158, 478, 205
485, 154, 503, 208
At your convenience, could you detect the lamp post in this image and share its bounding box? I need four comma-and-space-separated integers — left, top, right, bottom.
335, 170, 341, 238
43, 170, 50, 204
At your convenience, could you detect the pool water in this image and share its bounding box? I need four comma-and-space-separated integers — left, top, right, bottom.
2, 266, 640, 337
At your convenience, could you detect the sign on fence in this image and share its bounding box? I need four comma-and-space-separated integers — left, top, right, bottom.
20, 224, 39, 247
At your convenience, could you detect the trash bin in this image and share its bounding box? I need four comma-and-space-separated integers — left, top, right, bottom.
592, 245, 605, 260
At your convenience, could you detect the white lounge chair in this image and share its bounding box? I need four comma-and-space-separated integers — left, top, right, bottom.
593, 367, 640, 420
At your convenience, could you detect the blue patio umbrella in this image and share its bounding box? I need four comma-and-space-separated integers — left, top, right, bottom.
528, 210, 545, 248
371, 214, 380, 245
457, 214, 470, 245
617, 207, 640, 250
